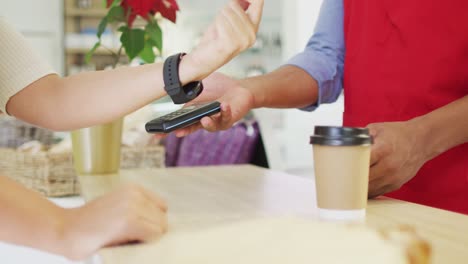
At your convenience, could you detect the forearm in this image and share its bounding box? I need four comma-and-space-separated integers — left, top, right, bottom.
240, 65, 319, 109
411, 95, 468, 161
0, 175, 67, 256
7, 58, 200, 131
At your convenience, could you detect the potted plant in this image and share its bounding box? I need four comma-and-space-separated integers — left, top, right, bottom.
71, 0, 179, 175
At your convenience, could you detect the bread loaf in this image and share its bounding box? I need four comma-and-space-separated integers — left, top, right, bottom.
106, 217, 431, 264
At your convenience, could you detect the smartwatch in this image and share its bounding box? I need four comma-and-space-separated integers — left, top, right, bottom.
163, 53, 203, 104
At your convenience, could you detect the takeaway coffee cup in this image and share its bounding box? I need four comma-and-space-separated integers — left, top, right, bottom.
310, 126, 373, 222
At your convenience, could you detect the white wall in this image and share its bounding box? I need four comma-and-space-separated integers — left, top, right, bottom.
255, 0, 344, 177
282, 0, 323, 61
0, 0, 64, 75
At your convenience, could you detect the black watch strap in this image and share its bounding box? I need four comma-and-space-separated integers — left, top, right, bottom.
163, 53, 203, 104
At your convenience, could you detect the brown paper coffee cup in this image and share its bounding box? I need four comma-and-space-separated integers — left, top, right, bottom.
310, 126, 372, 222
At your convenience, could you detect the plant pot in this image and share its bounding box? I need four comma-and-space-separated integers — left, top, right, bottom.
71, 117, 124, 175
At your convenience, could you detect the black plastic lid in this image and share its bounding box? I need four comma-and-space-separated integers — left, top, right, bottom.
310, 126, 373, 146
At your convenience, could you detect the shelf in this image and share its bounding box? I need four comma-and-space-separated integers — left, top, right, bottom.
66, 48, 124, 56
65, 8, 107, 17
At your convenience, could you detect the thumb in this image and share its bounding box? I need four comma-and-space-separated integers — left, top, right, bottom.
245, 0, 264, 30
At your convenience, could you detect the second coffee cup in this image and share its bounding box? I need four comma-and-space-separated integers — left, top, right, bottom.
310, 126, 373, 222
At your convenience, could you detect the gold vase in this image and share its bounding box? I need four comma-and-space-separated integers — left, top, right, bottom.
71, 118, 124, 175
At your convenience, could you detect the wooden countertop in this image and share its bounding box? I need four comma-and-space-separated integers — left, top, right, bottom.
79, 165, 468, 264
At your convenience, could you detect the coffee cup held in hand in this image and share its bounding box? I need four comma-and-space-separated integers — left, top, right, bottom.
310, 126, 373, 222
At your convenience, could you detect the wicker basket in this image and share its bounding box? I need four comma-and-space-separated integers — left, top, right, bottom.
0, 117, 55, 148
0, 145, 165, 197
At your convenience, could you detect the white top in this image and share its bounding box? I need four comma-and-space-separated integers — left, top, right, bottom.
0, 17, 55, 114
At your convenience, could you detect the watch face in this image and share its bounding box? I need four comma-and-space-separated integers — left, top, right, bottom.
182, 81, 203, 102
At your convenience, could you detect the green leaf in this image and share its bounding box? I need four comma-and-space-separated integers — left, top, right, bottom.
85, 42, 101, 64
145, 21, 163, 53
97, 16, 108, 38
120, 27, 145, 61
111, 0, 122, 7
103, 0, 121, 8
107, 6, 125, 23
139, 40, 156, 63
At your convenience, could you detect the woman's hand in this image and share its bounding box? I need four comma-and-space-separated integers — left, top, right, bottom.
179, 0, 264, 83
61, 184, 168, 260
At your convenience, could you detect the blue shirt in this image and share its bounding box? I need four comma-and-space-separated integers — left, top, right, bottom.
286, 0, 344, 111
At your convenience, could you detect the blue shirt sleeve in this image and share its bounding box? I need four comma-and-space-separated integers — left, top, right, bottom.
285, 0, 345, 111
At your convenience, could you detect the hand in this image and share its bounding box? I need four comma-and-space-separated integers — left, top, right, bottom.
61, 184, 168, 260
174, 72, 255, 137
180, 0, 264, 82
367, 121, 428, 198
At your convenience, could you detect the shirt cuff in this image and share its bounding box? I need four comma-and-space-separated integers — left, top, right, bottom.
285, 50, 342, 112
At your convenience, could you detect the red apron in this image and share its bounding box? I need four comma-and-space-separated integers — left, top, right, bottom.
343, 0, 468, 214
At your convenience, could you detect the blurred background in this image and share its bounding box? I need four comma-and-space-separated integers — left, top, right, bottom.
0, 0, 343, 178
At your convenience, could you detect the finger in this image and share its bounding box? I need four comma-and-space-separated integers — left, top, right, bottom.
137, 195, 169, 234
142, 207, 168, 234
237, 0, 250, 10
218, 103, 233, 130
154, 133, 167, 140
201, 115, 221, 132
369, 157, 399, 197
369, 157, 388, 182
370, 140, 387, 166
200, 103, 232, 131
134, 185, 168, 212
229, 0, 256, 44
216, 6, 236, 41
134, 211, 166, 241
368, 176, 393, 199
368, 184, 391, 199
230, 0, 254, 29
175, 123, 203, 137
245, 0, 264, 30
143, 189, 168, 212
222, 2, 249, 42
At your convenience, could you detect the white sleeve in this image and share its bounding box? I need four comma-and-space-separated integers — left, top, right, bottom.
0, 17, 56, 114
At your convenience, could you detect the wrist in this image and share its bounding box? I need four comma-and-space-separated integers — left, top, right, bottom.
407, 115, 441, 162
57, 208, 97, 260
40, 207, 77, 259
178, 53, 206, 85
239, 77, 264, 109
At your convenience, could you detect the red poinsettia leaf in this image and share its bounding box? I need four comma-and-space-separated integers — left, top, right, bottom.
159, 8, 177, 23
125, 0, 155, 18
165, 0, 180, 11
119, 0, 138, 27
153, 0, 179, 23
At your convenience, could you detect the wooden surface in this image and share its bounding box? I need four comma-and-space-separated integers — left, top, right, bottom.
79, 165, 468, 264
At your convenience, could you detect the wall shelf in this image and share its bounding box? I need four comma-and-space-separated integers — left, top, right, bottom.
66, 48, 124, 56
65, 8, 107, 17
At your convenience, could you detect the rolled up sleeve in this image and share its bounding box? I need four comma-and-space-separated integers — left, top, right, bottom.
285, 0, 345, 111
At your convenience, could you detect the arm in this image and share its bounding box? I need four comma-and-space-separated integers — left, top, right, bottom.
5, 0, 264, 131
237, 0, 345, 110
0, 0, 264, 259
414, 95, 468, 160
0, 175, 168, 260
368, 95, 468, 197
175, 0, 345, 136
239, 65, 319, 109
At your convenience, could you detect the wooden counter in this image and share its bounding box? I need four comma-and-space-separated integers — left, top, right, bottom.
79, 165, 468, 264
